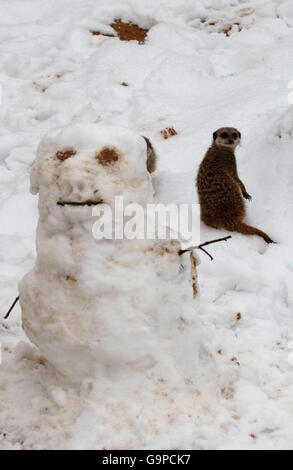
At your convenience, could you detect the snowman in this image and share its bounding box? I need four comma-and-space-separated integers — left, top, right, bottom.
19, 124, 199, 383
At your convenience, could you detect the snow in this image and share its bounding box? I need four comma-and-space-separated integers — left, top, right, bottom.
0, 0, 293, 450
279, 0, 293, 27
20, 123, 199, 388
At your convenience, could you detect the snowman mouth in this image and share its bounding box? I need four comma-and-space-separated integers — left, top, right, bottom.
57, 200, 104, 207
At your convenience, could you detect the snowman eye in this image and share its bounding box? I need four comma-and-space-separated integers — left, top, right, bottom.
56, 149, 76, 161
96, 147, 120, 166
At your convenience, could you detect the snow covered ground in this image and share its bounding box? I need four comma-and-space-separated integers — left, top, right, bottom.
0, 0, 293, 450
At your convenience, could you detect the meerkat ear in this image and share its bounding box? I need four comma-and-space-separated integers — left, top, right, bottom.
213, 131, 217, 141
238, 132, 241, 139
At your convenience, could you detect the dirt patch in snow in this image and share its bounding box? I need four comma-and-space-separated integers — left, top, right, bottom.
193, 6, 255, 36
96, 147, 120, 166
56, 149, 76, 161
92, 19, 149, 44
160, 128, 178, 140
200, 18, 242, 36
92, 30, 115, 39
222, 22, 242, 36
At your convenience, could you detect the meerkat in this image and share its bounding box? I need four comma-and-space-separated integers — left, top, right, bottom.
196, 127, 275, 244
142, 136, 157, 173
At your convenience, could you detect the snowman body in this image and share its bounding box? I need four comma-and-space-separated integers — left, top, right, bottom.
20, 124, 198, 382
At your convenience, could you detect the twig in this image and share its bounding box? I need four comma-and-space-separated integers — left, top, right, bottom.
57, 200, 103, 207
179, 235, 232, 260
198, 247, 214, 261
3, 296, 19, 320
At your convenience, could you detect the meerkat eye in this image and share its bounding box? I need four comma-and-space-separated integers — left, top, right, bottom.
220, 132, 228, 139
232, 133, 238, 139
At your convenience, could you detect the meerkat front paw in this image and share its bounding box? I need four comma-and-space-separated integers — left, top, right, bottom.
243, 191, 252, 201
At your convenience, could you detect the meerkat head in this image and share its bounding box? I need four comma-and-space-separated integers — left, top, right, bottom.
213, 127, 241, 150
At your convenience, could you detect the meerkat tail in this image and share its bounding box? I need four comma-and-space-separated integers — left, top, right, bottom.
235, 222, 275, 244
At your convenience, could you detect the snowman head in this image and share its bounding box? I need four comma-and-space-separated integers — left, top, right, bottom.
31, 124, 154, 217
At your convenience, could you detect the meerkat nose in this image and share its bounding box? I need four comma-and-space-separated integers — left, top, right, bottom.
229, 139, 234, 144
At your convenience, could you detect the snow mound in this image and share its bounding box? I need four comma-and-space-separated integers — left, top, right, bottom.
19, 123, 201, 385
1, 0, 293, 451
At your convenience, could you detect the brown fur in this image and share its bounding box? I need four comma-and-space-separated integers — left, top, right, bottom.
197, 128, 274, 244
143, 136, 157, 173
